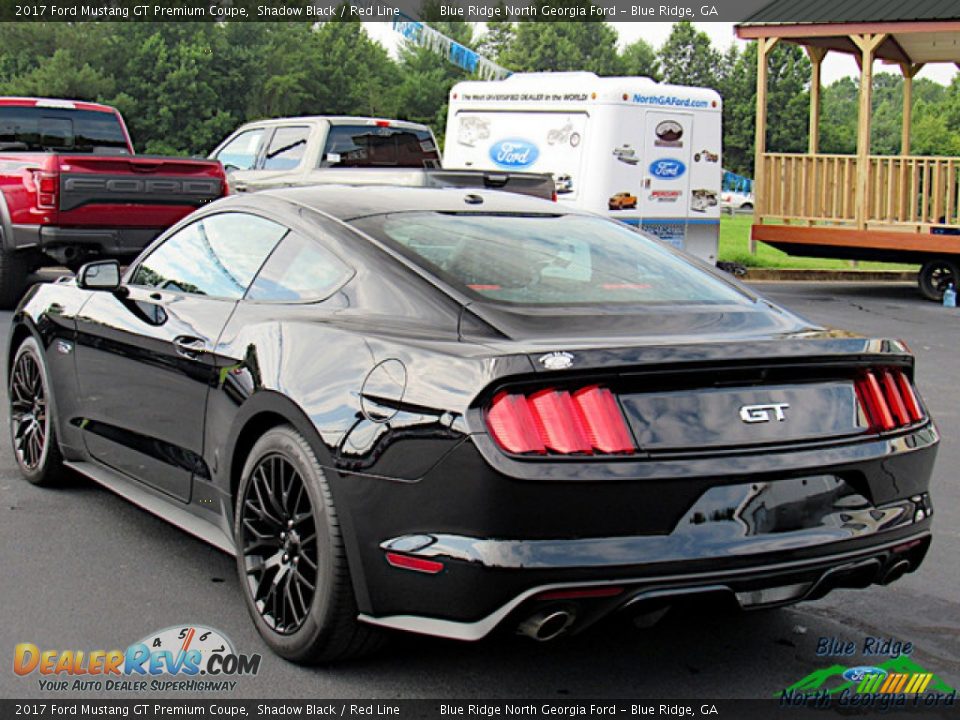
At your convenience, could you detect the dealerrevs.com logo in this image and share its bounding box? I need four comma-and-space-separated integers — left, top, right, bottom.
14, 625, 261, 692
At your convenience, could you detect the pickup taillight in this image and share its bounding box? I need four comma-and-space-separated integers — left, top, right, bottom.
31, 170, 58, 209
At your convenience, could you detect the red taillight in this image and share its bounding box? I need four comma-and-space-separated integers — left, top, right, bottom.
894, 372, 923, 423
572, 386, 636, 454
375, 120, 391, 127
486, 391, 546, 455
552, 190, 558, 202
528, 389, 592, 454
32, 170, 58, 209
855, 369, 924, 433
385, 552, 444, 574
486, 386, 636, 456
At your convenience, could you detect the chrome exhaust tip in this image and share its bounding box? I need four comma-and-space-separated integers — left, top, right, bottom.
517, 608, 576, 642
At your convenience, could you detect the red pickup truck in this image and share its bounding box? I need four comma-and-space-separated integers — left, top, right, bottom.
0, 97, 227, 308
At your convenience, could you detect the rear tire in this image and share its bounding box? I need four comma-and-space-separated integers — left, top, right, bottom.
0, 247, 36, 310
235, 425, 384, 664
9, 336, 69, 486
918, 258, 959, 302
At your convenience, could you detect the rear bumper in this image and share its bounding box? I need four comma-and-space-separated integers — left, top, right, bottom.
360, 530, 931, 641
11, 224, 162, 257
338, 424, 938, 638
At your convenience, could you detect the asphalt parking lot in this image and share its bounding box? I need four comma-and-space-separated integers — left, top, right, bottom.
0, 281, 957, 700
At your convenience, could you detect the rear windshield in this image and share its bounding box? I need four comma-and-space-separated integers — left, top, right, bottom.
0, 106, 129, 154
322, 125, 439, 168
354, 213, 748, 306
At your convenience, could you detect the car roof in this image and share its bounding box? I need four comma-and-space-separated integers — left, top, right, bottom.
258, 185, 569, 222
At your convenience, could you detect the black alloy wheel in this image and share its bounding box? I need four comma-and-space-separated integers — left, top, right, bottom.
235, 425, 383, 663
239, 453, 319, 636
9, 336, 67, 486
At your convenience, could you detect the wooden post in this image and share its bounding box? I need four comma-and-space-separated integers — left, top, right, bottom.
751, 36, 778, 253
851, 33, 886, 231
899, 63, 923, 155
805, 46, 827, 154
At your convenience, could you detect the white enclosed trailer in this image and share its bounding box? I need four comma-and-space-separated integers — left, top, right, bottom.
443, 72, 723, 263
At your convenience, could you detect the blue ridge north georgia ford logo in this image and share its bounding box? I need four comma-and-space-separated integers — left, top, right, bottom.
489, 139, 539, 169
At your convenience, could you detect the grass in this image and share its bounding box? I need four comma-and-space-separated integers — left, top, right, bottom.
718, 214, 915, 271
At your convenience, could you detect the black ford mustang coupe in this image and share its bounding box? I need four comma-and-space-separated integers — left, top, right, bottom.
8, 187, 937, 663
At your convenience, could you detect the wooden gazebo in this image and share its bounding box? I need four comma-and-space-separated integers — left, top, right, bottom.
736, 3, 960, 298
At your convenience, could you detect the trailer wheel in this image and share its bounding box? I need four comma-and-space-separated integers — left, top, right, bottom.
918, 258, 960, 302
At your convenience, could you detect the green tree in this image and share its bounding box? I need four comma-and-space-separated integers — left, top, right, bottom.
1, 48, 115, 100
500, 19, 623, 75
657, 22, 720, 88
619, 38, 660, 80
765, 42, 810, 154
716, 41, 811, 175
478, 17, 515, 64
912, 99, 960, 156
395, 21, 477, 140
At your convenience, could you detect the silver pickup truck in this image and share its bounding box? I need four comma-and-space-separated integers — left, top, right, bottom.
209, 116, 555, 200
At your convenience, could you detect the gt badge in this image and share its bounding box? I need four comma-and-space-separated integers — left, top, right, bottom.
539, 351, 574, 370
740, 403, 790, 423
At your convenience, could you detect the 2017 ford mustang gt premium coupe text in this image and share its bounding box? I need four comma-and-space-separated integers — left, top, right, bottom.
8, 187, 937, 663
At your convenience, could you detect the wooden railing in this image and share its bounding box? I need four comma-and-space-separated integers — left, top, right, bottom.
759, 153, 960, 229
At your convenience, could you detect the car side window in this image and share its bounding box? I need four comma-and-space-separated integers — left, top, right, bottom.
246, 231, 351, 302
131, 213, 288, 300
214, 129, 264, 170
262, 126, 309, 171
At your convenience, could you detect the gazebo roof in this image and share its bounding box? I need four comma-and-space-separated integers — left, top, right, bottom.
736, 1, 960, 65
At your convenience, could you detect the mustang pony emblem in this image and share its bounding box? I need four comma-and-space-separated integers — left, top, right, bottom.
538, 352, 574, 370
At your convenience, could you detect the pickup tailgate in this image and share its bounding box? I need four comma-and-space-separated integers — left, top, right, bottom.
55, 155, 225, 228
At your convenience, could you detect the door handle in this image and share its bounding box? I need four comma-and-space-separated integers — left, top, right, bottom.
173, 335, 206, 359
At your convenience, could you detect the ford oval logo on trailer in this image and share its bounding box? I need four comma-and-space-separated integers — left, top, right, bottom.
490, 139, 539, 169
649, 158, 686, 179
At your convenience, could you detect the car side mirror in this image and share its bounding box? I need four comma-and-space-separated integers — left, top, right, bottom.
77, 260, 121, 291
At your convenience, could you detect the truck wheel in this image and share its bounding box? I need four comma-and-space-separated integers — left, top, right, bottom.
0, 247, 36, 310
918, 258, 959, 302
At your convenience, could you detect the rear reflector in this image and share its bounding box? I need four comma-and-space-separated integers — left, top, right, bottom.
385, 552, 444, 574
855, 369, 924, 433
486, 386, 636, 456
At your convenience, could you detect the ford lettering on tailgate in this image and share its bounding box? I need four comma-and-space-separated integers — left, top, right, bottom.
649, 158, 686, 179
59, 174, 223, 211
489, 139, 539, 169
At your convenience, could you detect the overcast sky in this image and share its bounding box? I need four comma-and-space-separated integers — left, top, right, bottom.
363, 22, 958, 86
